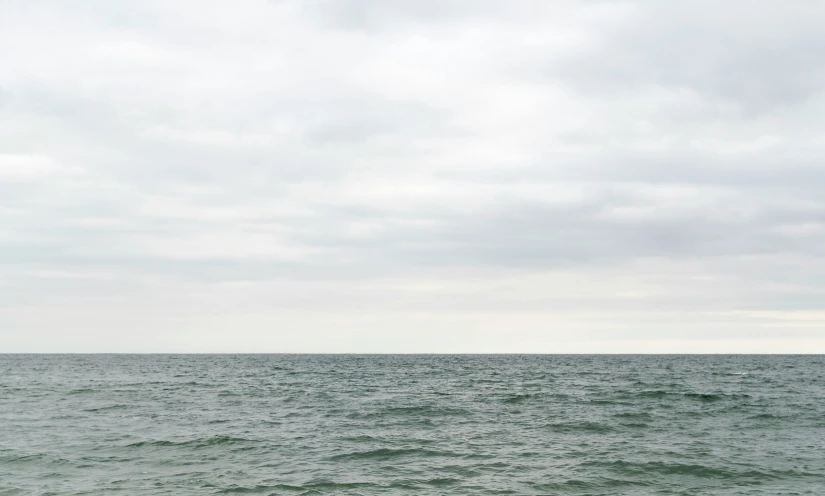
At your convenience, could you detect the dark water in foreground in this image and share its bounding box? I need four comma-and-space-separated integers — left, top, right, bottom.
1, 355, 824, 495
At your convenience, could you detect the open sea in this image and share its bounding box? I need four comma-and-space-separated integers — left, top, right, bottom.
1, 354, 823, 495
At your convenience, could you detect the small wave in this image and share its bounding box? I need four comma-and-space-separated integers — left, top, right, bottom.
686, 392, 725, 402
328, 447, 460, 461
528, 477, 650, 491
622, 422, 650, 428
347, 405, 467, 419
83, 404, 129, 412
289, 480, 377, 491
747, 412, 785, 420
502, 393, 535, 404
613, 412, 653, 420
125, 435, 254, 449
387, 405, 467, 416
0, 453, 72, 467
635, 390, 670, 398
217, 484, 298, 493
589, 398, 633, 405
546, 421, 614, 433
339, 435, 378, 443
595, 460, 780, 480
177, 381, 214, 387
689, 392, 751, 402
388, 477, 460, 488
0, 488, 26, 496
67, 388, 97, 395
632, 390, 750, 402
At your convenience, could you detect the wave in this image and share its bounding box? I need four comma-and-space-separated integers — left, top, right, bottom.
243, 481, 378, 492
125, 435, 255, 449
216, 477, 466, 494
82, 404, 130, 412
0, 488, 27, 496
388, 477, 461, 488
328, 447, 463, 461
502, 393, 533, 404
632, 390, 750, 402
338, 435, 378, 443
347, 405, 468, 419
527, 477, 652, 491
66, 388, 97, 395
0, 453, 73, 468
588, 460, 809, 481
613, 411, 654, 420
545, 421, 615, 433
684, 392, 750, 402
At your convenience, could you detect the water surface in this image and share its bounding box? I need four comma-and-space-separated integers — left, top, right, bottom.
1, 355, 823, 494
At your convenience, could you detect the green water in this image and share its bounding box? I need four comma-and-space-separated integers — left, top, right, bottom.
1, 355, 823, 494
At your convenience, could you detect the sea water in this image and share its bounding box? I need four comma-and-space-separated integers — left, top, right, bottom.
1, 354, 823, 494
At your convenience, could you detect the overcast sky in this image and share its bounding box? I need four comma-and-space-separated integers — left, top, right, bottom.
2, 1, 825, 352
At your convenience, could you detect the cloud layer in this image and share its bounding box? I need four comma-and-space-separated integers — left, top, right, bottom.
2, 1, 825, 351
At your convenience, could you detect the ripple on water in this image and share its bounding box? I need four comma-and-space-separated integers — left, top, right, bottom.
0, 354, 823, 495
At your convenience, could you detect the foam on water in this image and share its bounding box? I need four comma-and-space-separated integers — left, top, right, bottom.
0, 354, 823, 495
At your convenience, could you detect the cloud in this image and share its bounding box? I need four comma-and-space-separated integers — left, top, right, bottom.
1, 1, 824, 351
547, 1, 825, 110
0, 154, 63, 180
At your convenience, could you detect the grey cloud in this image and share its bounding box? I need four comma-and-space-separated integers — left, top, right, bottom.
549, 2, 825, 111
2, 0, 825, 350
284, 189, 825, 271
302, 0, 564, 30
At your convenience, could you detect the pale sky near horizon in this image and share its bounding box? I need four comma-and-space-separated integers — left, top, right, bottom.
2, 1, 825, 352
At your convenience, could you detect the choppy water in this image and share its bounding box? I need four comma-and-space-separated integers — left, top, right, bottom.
1, 355, 824, 495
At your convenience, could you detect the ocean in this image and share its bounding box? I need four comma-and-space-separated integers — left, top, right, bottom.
0, 354, 823, 495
